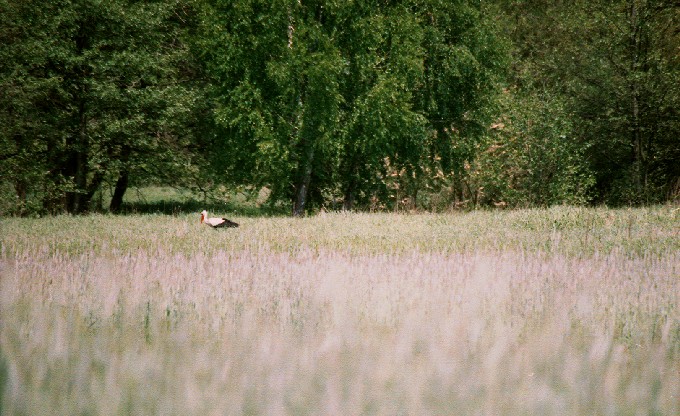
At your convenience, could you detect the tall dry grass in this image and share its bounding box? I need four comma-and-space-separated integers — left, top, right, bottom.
1, 206, 678, 414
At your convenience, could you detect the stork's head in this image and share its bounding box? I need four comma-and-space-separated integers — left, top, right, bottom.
200, 210, 207, 224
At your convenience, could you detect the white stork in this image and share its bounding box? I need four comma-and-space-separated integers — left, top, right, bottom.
200, 210, 239, 228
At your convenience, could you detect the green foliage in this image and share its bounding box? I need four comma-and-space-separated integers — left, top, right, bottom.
0, 0, 205, 215
3, 0, 676, 216
565, 1, 680, 205
496, 0, 680, 206
200, 0, 506, 214
472, 89, 595, 207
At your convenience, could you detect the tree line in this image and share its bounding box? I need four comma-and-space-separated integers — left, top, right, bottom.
1, 0, 678, 216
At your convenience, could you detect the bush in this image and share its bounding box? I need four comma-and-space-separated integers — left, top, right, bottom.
470, 89, 595, 207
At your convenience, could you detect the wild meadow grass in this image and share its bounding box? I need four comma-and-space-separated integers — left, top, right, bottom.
1, 206, 678, 414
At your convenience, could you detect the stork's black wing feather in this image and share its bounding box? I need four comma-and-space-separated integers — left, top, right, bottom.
213, 218, 239, 228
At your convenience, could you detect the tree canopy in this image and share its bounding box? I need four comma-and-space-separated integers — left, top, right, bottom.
0, 0, 204, 214
1, 0, 678, 216
201, 0, 506, 214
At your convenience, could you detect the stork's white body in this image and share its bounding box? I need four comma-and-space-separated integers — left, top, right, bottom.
200, 210, 239, 228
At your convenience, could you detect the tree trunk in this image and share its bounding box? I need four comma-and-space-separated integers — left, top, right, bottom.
110, 145, 131, 213
628, 0, 645, 202
109, 170, 129, 214
292, 143, 314, 217
343, 185, 355, 211
64, 146, 88, 214
65, 93, 89, 214
15, 179, 27, 216
84, 170, 105, 212
342, 163, 358, 211
631, 86, 643, 199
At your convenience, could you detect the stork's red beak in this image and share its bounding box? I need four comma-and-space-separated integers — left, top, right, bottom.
200, 214, 204, 223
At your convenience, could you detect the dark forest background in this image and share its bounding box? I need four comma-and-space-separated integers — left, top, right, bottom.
1, 0, 678, 216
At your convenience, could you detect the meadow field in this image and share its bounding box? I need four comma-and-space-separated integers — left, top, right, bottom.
1, 206, 678, 415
